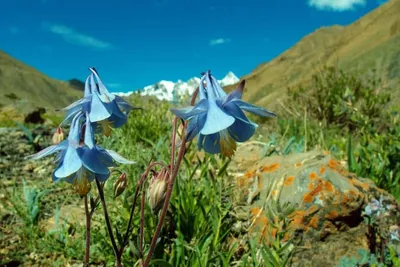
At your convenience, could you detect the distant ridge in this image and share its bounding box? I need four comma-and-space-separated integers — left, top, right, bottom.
0, 50, 82, 111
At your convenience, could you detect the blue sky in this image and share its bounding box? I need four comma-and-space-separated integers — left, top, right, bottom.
0, 0, 386, 92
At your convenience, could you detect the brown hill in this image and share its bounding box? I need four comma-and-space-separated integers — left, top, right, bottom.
0, 50, 81, 112
230, 0, 400, 109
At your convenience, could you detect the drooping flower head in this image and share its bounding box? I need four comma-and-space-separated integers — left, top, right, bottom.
170, 70, 276, 157
62, 68, 138, 136
27, 112, 135, 196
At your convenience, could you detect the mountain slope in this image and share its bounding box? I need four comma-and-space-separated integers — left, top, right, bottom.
231, 0, 400, 109
0, 50, 81, 111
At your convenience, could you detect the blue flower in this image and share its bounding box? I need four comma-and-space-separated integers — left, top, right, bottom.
62, 67, 137, 136
170, 70, 276, 156
27, 112, 135, 196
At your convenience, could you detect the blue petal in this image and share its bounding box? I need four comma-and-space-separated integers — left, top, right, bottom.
89, 91, 112, 122
106, 149, 136, 164
107, 101, 127, 127
186, 112, 207, 142
84, 112, 94, 149
200, 101, 234, 135
170, 99, 208, 120
77, 147, 110, 175
228, 119, 256, 142
68, 113, 83, 143
198, 76, 207, 100
54, 146, 82, 178
84, 75, 92, 97
26, 141, 68, 160
204, 70, 227, 100
199, 133, 220, 154
95, 172, 110, 182
224, 80, 245, 103
89, 67, 116, 102
115, 95, 135, 113
233, 100, 276, 118
62, 97, 90, 112
221, 100, 253, 124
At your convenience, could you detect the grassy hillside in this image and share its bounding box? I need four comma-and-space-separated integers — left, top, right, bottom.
227, 0, 400, 109
0, 50, 81, 112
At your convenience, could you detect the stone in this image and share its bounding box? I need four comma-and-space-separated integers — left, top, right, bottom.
232, 145, 400, 266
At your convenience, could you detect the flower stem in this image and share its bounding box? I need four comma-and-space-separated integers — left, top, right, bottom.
95, 179, 120, 265
143, 121, 188, 266
118, 162, 167, 257
84, 195, 91, 267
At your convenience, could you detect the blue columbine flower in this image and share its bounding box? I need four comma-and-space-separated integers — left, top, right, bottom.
62, 67, 137, 136
170, 70, 276, 157
27, 112, 135, 196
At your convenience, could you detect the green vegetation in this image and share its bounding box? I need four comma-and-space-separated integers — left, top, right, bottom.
0, 67, 399, 266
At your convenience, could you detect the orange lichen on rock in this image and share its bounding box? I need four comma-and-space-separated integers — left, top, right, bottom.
323, 181, 335, 192
319, 167, 326, 175
308, 205, 319, 214
325, 210, 339, 220
284, 176, 295, 186
309, 172, 317, 180
251, 207, 262, 216
244, 170, 256, 179
328, 159, 339, 169
308, 181, 314, 191
253, 215, 269, 227
303, 193, 313, 203
360, 182, 370, 190
291, 210, 306, 227
307, 215, 319, 229
262, 163, 280, 173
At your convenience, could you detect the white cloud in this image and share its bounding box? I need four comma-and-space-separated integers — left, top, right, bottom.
43, 23, 113, 49
9, 26, 20, 34
308, 0, 366, 11
209, 38, 231, 46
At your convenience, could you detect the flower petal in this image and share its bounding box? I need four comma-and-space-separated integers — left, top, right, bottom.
54, 147, 82, 178
84, 75, 92, 97
26, 141, 68, 160
77, 147, 110, 175
199, 133, 220, 154
170, 99, 208, 121
224, 80, 245, 103
89, 91, 112, 122
233, 100, 276, 118
228, 119, 256, 142
106, 149, 136, 164
89, 67, 116, 102
200, 101, 234, 135
68, 113, 83, 143
84, 112, 95, 149
186, 112, 207, 142
95, 172, 111, 182
204, 70, 227, 99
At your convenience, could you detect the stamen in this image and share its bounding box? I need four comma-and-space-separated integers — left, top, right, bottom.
99, 120, 114, 137
73, 169, 91, 196
219, 129, 236, 157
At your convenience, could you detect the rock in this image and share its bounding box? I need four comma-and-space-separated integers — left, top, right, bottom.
24, 107, 46, 124
232, 146, 400, 266
41, 205, 85, 232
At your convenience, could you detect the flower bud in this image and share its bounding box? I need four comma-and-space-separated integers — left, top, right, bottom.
113, 172, 127, 198
52, 127, 64, 145
148, 169, 168, 213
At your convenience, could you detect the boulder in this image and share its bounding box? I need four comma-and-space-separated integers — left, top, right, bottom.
231, 145, 400, 266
